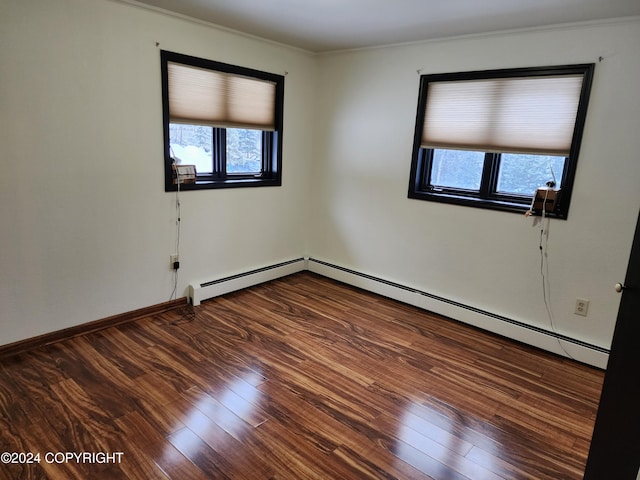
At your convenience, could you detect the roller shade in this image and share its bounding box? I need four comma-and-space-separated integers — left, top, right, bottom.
167, 61, 277, 131
421, 74, 585, 156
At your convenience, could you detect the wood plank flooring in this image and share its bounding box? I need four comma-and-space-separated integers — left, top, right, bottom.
0, 272, 604, 479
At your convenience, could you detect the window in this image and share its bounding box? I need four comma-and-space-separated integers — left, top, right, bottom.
161, 50, 284, 191
408, 64, 594, 218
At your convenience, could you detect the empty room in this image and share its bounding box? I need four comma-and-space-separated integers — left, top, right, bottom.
1, 0, 640, 478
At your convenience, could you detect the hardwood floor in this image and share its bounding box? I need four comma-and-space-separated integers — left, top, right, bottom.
0, 272, 604, 479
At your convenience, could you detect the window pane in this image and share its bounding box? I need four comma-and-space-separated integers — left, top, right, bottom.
430, 149, 484, 190
169, 124, 212, 174
497, 154, 566, 196
226, 128, 262, 174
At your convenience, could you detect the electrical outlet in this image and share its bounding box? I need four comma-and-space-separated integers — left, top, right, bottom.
574, 298, 589, 317
170, 255, 179, 268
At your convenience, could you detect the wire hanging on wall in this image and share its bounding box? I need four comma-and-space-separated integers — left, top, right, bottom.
170, 158, 181, 302
167, 160, 198, 324
535, 192, 575, 360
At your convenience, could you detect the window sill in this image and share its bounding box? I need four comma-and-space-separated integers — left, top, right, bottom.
408, 190, 567, 219
165, 176, 281, 192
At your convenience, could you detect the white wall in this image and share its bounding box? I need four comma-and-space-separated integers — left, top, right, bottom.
0, 0, 315, 345
310, 19, 640, 367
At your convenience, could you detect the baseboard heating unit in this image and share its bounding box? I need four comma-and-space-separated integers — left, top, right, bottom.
306, 258, 610, 369
188, 258, 307, 306
186, 256, 609, 368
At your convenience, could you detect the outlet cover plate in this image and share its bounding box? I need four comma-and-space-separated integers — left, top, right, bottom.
575, 298, 590, 317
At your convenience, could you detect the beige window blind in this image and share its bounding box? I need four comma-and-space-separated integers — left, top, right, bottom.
167, 62, 277, 131
421, 74, 585, 156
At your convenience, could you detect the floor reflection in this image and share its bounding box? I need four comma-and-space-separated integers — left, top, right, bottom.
394, 402, 499, 477
219, 377, 260, 422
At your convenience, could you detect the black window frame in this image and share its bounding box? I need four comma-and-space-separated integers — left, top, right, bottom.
408, 64, 595, 219
161, 50, 284, 192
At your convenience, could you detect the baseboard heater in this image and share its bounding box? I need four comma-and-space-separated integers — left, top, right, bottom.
306, 258, 610, 368
188, 258, 307, 306
186, 256, 609, 367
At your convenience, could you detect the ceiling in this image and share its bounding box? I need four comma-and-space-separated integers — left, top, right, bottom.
129, 0, 640, 53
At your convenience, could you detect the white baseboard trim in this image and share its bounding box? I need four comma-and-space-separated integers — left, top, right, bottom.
188, 258, 307, 306
307, 258, 609, 369
186, 256, 608, 368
